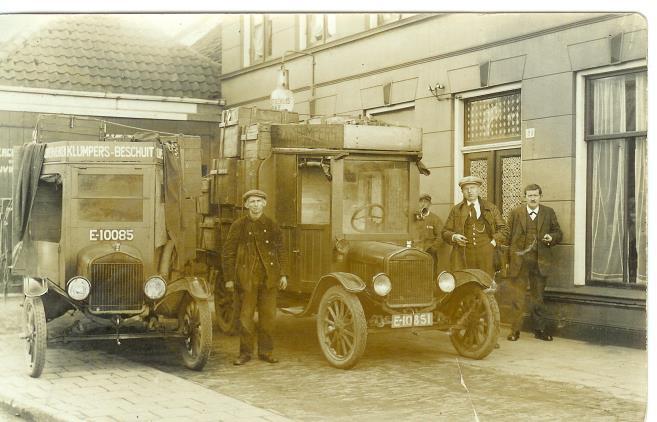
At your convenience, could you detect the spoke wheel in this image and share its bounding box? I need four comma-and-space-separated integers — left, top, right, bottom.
213, 274, 240, 335
179, 296, 212, 370
316, 286, 367, 369
23, 296, 47, 378
449, 285, 500, 359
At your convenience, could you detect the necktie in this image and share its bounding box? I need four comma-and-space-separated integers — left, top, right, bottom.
530, 210, 536, 220
469, 204, 476, 219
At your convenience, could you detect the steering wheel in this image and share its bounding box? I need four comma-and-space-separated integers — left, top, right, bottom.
350, 203, 385, 232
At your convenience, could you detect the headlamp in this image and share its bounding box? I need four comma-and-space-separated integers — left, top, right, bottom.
372, 273, 392, 297
67, 276, 91, 301
437, 271, 456, 293
144, 276, 167, 300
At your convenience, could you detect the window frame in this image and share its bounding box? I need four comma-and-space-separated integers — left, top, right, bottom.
573, 59, 647, 287
242, 14, 272, 67
583, 67, 647, 288
306, 14, 336, 47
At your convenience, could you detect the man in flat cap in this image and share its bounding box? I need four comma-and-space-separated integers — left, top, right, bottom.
413, 193, 443, 276
441, 176, 506, 277
223, 189, 288, 365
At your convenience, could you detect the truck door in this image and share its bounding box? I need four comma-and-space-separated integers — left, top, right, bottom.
292, 158, 332, 293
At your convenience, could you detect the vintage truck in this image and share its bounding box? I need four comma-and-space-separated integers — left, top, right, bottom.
3, 115, 212, 377
196, 108, 500, 369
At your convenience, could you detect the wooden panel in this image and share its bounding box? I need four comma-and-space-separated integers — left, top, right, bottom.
344, 125, 422, 151
271, 124, 344, 149
213, 158, 238, 205
298, 225, 331, 292
275, 154, 297, 226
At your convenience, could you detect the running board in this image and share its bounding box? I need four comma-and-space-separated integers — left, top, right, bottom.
49, 332, 187, 343
279, 306, 306, 316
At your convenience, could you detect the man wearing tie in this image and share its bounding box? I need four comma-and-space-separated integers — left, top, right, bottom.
441, 175, 506, 277
505, 183, 562, 342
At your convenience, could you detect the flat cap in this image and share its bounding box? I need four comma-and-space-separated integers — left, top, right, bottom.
242, 189, 268, 202
419, 193, 432, 201
458, 175, 484, 188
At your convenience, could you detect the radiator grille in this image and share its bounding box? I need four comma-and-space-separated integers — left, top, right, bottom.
387, 253, 433, 307
89, 253, 143, 312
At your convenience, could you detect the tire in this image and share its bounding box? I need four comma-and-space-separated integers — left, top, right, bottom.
23, 296, 47, 378
214, 281, 240, 335
449, 285, 500, 359
316, 285, 367, 369
179, 296, 213, 370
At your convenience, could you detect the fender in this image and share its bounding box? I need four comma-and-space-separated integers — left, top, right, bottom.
153, 276, 211, 314
166, 276, 211, 300
452, 269, 496, 291
293, 272, 365, 318
23, 276, 48, 297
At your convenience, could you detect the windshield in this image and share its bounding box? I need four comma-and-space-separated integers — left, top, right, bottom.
343, 160, 409, 234
76, 173, 144, 222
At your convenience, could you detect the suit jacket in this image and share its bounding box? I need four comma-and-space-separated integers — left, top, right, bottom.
505, 204, 562, 277
414, 211, 443, 251
222, 214, 288, 292
441, 197, 506, 271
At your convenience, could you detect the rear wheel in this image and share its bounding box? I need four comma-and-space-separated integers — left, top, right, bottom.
23, 296, 47, 378
316, 286, 367, 369
449, 285, 500, 359
213, 274, 240, 335
179, 296, 212, 370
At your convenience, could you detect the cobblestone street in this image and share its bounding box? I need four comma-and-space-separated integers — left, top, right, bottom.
0, 296, 645, 421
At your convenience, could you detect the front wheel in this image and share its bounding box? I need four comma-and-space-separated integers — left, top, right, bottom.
179, 296, 212, 370
449, 285, 500, 359
316, 286, 367, 369
214, 278, 240, 335
23, 296, 47, 378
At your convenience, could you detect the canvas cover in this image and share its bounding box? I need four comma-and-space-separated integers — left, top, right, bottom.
11, 142, 47, 264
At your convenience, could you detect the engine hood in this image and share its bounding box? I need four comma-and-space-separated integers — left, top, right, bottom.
347, 241, 426, 266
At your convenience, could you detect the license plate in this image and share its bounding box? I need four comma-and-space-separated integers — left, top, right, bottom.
391, 312, 433, 328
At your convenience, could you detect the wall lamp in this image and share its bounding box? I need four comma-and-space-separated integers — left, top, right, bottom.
271, 50, 317, 115
428, 83, 449, 101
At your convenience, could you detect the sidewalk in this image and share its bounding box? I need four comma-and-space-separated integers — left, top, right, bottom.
0, 296, 290, 422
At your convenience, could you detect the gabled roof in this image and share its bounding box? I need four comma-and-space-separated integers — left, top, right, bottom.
0, 15, 221, 100
191, 24, 222, 66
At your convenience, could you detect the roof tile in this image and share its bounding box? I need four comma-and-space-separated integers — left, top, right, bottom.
0, 15, 221, 99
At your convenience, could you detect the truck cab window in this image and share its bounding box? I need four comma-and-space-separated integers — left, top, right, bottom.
343, 160, 409, 234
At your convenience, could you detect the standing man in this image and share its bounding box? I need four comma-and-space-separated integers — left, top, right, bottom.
413, 193, 443, 276
505, 183, 562, 342
223, 189, 288, 365
441, 176, 506, 277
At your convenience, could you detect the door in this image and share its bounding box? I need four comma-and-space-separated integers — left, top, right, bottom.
292, 159, 333, 293
464, 148, 522, 222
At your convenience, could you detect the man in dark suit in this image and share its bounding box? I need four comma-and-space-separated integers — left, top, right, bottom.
441, 176, 506, 277
505, 183, 562, 342
414, 193, 443, 276
223, 189, 288, 365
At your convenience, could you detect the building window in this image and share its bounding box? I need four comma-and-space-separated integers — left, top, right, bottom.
465, 91, 521, 146
367, 13, 415, 28
243, 14, 272, 67
585, 69, 647, 286
307, 14, 336, 47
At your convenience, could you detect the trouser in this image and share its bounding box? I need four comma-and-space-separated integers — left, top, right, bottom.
238, 262, 277, 357
464, 242, 495, 277
509, 259, 548, 332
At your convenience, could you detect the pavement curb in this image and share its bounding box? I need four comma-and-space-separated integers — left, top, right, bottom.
0, 393, 72, 422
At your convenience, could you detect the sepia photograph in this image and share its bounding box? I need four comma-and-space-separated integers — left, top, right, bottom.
0, 2, 652, 421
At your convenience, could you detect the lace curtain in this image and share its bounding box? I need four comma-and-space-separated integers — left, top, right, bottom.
589, 72, 647, 284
